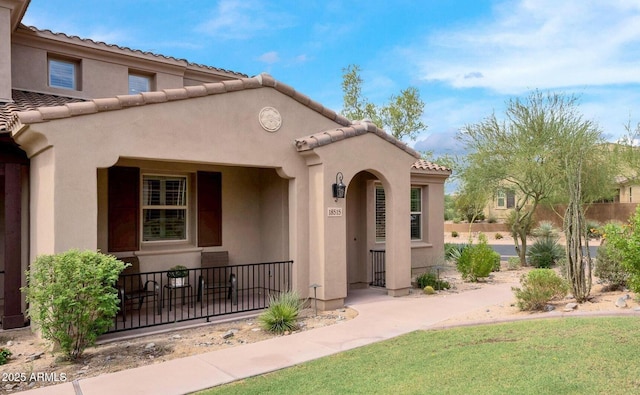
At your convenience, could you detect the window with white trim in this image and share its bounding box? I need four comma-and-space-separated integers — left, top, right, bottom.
48, 57, 79, 90
375, 185, 423, 242
410, 187, 422, 240
142, 175, 187, 242
496, 189, 515, 209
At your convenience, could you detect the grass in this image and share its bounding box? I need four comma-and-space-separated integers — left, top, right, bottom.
200, 317, 640, 394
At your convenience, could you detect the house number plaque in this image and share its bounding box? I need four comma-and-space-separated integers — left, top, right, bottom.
328, 207, 343, 217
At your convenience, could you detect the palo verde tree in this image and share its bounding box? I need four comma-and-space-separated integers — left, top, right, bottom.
458, 91, 565, 265
341, 64, 426, 141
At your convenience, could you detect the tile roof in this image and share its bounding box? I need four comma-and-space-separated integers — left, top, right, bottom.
411, 158, 452, 173
20, 26, 247, 79
1, 90, 85, 131
5, 74, 445, 169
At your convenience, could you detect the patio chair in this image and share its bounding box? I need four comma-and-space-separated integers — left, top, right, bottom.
117, 256, 160, 321
197, 251, 237, 305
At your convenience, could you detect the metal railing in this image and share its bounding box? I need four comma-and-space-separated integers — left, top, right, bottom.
108, 260, 293, 333
370, 250, 386, 287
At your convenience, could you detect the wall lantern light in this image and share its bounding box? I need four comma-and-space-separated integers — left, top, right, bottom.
332, 172, 346, 201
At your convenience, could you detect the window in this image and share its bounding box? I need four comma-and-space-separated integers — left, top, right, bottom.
142, 175, 187, 242
496, 190, 515, 209
108, 168, 222, 252
375, 186, 386, 242
49, 58, 79, 90
129, 73, 151, 94
410, 187, 422, 240
375, 185, 423, 242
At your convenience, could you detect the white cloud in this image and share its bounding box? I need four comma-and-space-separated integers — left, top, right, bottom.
196, 0, 296, 40
258, 51, 280, 64
418, 0, 640, 94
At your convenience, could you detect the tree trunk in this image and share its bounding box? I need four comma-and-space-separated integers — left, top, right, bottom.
564, 173, 592, 302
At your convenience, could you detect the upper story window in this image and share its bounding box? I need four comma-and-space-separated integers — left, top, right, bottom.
128, 73, 152, 94
48, 57, 80, 90
142, 175, 188, 242
496, 189, 515, 209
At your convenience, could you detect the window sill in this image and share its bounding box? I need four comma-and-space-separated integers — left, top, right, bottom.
411, 241, 433, 249
137, 244, 203, 256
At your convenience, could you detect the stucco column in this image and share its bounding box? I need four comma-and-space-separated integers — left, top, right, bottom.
383, 174, 412, 296
0, 4, 12, 102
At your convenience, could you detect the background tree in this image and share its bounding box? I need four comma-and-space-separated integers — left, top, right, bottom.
458, 91, 563, 265
341, 64, 426, 141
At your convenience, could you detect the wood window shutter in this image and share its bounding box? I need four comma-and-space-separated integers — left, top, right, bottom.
198, 171, 222, 247
108, 166, 140, 252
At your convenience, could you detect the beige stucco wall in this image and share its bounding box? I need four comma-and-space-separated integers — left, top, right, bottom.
0, 4, 11, 101
13, 84, 445, 308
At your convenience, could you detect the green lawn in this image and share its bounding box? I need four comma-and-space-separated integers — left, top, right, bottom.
200, 317, 640, 395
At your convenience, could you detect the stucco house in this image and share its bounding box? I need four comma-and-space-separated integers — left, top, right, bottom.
0, 0, 450, 331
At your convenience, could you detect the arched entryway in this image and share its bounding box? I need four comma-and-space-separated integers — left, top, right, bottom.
345, 170, 387, 292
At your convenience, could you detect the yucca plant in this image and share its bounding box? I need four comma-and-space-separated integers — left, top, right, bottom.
259, 291, 304, 334
527, 237, 564, 268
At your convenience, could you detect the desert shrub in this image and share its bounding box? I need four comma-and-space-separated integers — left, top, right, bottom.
532, 221, 558, 240
23, 250, 126, 359
586, 220, 602, 239
445, 243, 468, 264
600, 209, 640, 294
0, 348, 11, 365
527, 237, 564, 268
423, 286, 435, 295
512, 269, 569, 311
507, 256, 521, 270
416, 272, 451, 290
259, 291, 304, 334
456, 234, 497, 282
595, 223, 628, 290
494, 233, 503, 239
451, 231, 459, 238
487, 216, 497, 224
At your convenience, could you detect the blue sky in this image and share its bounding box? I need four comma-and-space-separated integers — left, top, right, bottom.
23, 0, 640, 160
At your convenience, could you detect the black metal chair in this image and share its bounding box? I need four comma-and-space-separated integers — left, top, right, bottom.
197, 251, 237, 305
117, 256, 160, 321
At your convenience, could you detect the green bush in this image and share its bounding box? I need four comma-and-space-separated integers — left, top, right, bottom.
507, 256, 521, 270
0, 348, 11, 365
451, 231, 459, 238
456, 235, 497, 282
527, 237, 564, 268
22, 250, 126, 360
494, 233, 503, 239
416, 272, 450, 290
595, 223, 628, 290
259, 291, 304, 334
512, 269, 568, 311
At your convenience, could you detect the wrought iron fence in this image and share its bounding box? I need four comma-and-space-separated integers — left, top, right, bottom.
108, 260, 293, 333
370, 250, 386, 287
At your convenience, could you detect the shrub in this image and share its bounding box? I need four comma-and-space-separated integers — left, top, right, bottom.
487, 216, 497, 224
586, 220, 602, 239
445, 243, 468, 264
423, 286, 435, 295
23, 250, 126, 359
0, 348, 11, 365
595, 223, 628, 290
451, 231, 459, 238
416, 272, 451, 290
495, 233, 503, 239
532, 221, 558, 240
259, 291, 304, 334
456, 234, 498, 282
512, 269, 568, 311
507, 256, 521, 271
527, 237, 564, 268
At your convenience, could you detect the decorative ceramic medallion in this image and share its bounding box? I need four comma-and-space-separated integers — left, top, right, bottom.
259, 107, 282, 132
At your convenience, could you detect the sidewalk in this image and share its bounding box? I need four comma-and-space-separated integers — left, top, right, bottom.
22, 283, 518, 395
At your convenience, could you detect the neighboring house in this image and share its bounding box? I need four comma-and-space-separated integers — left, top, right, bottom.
483, 188, 516, 221
0, 0, 450, 330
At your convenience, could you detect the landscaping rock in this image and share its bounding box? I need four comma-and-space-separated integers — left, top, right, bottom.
222, 329, 237, 339
544, 305, 555, 312
564, 303, 578, 312
144, 342, 155, 349
615, 297, 628, 308
25, 352, 44, 362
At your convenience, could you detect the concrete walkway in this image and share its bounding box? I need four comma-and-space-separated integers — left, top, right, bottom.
23, 282, 519, 395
